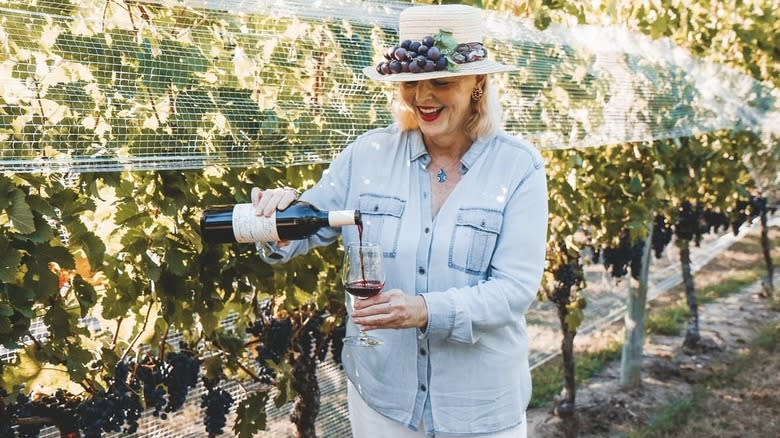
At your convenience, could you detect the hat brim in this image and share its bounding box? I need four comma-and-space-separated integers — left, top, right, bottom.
363, 60, 519, 82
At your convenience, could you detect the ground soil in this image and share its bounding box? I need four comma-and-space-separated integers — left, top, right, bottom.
526, 228, 780, 438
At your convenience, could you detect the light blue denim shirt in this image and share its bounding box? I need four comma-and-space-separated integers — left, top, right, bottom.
260, 123, 548, 436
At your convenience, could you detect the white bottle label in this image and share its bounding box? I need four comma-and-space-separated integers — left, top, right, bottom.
232, 204, 280, 243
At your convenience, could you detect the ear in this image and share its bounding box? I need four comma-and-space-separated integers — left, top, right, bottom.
475, 74, 487, 88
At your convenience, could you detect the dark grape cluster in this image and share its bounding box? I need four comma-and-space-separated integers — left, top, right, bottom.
328, 323, 346, 367
652, 214, 673, 259
7, 394, 41, 438
163, 350, 201, 412
603, 233, 632, 278
249, 300, 307, 380
76, 361, 143, 437
248, 315, 293, 384
749, 195, 768, 218
201, 378, 234, 437
629, 241, 645, 280
6, 391, 80, 438
0, 388, 13, 437
730, 198, 752, 235
674, 200, 701, 242
376, 36, 449, 75
135, 355, 167, 418
553, 261, 582, 291
701, 209, 730, 234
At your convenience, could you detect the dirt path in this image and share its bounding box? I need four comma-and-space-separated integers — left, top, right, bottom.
527, 237, 780, 437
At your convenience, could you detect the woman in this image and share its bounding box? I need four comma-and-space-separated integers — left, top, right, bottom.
253, 5, 548, 437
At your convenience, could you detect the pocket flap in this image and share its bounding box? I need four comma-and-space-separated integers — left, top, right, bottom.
359, 194, 406, 218
456, 208, 502, 233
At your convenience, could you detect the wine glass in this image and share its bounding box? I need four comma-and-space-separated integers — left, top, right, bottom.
342, 242, 385, 347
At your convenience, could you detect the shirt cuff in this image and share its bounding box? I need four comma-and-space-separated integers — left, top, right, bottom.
418, 291, 455, 340
257, 242, 284, 262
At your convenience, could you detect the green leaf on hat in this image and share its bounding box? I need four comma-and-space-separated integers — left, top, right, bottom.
434, 30, 458, 55
434, 30, 459, 72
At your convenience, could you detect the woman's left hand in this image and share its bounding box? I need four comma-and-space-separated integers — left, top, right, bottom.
351, 289, 428, 331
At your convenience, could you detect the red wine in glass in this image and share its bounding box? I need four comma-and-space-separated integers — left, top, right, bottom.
345, 280, 384, 298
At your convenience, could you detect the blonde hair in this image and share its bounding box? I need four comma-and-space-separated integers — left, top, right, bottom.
391, 75, 504, 141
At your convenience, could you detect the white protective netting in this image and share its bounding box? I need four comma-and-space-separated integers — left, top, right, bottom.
0, 0, 777, 172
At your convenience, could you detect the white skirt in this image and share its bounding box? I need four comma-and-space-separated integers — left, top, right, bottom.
347, 381, 528, 438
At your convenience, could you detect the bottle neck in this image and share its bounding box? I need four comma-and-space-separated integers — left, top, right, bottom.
328, 210, 359, 227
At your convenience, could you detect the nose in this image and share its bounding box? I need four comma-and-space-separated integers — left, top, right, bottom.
415, 81, 434, 102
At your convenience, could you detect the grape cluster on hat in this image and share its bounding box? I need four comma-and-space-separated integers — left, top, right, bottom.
363, 4, 519, 82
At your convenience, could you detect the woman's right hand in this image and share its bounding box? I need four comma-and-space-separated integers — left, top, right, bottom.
251, 187, 298, 217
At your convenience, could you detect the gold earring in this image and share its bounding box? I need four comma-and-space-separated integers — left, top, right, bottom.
471, 87, 483, 101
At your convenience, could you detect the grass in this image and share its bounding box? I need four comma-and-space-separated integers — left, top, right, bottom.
529, 340, 622, 408
625, 390, 706, 438
626, 321, 780, 437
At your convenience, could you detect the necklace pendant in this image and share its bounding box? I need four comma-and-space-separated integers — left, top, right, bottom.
436, 168, 447, 183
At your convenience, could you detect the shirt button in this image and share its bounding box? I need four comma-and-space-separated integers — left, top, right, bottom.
419, 348, 427, 356
420, 384, 427, 392
424, 227, 430, 233
418, 267, 425, 275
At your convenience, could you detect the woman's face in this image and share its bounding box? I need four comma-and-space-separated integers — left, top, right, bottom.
399, 75, 479, 145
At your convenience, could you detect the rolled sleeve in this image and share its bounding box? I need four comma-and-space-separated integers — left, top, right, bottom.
419, 289, 473, 341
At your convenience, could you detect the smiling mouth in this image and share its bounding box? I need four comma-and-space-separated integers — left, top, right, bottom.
418, 106, 443, 122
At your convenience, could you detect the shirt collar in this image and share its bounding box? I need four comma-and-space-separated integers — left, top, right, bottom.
408, 129, 492, 171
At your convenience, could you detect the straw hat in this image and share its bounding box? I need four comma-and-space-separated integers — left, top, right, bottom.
363, 4, 519, 82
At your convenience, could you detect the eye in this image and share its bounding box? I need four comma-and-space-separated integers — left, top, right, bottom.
431, 80, 452, 87
401, 81, 419, 88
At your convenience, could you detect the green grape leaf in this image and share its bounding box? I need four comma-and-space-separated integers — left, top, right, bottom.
7, 189, 35, 234
0, 248, 23, 283
233, 391, 269, 438
273, 370, 296, 408
0, 303, 13, 317
629, 175, 643, 194
199, 310, 219, 336
26, 194, 57, 217
563, 304, 584, 331
165, 247, 189, 276
45, 303, 73, 338
115, 201, 143, 226
68, 228, 106, 269
72, 274, 97, 318
0, 316, 11, 334
42, 244, 76, 270
66, 345, 94, 382
24, 216, 55, 244
215, 331, 245, 356
203, 356, 224, 381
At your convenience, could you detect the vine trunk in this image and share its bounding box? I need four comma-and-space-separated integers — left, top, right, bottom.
679, 239, 701, 349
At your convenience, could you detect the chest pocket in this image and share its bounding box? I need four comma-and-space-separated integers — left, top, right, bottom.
358, 194, 406, 258
449, 208, 503, 276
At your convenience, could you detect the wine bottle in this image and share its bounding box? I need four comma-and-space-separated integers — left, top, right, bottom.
200, 201, 361, 244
